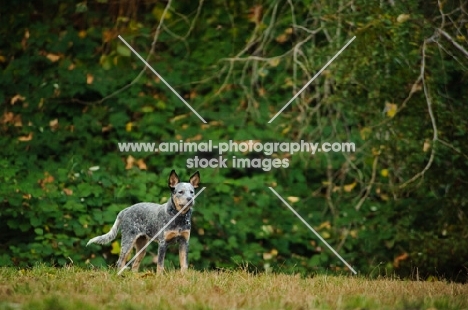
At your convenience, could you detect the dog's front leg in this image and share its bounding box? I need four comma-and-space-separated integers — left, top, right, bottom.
179, 239, 189, 272
157, 241, 168, 273
179, 230, 190, 272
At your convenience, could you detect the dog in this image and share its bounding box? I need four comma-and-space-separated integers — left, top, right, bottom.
87, 170, 200, 273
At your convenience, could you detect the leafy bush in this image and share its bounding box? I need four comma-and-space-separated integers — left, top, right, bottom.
1, 0, 467, 281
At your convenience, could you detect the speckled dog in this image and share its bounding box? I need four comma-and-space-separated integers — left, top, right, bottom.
87, 170, 200, 273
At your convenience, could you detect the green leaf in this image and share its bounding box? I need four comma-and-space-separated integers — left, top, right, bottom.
152, 6, 172, 21
77, 183, 93, 197
116, 44, 131, 57
99, 55, 112, 70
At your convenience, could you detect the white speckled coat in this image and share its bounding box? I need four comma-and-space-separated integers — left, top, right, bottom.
87, 170, 200, 272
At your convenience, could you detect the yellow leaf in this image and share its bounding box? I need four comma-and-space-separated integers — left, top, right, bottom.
187, 134, 202, 142
411, 83, 422, 93
317, 221, 331, 230
257, 87, 266, 97
86, 74, 94, 85
18, 133, 33, 141
423, 140, 431, 152
397, 14, 410, 23
126, 122, 133, 132
46, 53, 60, 62
247, 5, 263, 24
287, 196, 299, 203
152, 6, 172, 21
276, 33, 288, 43
38, 172, 54, 188
170, 114, 188, 123
126, 155, 135, 170
1, 112, 14, 124
360, 127, 372, 140
11, 94, 25, 105
102, 29, 115, 43
385, 102, 398, 118
258, 68, 268, 77
381, 169, 389, 177
78, 30, 87, 38
99, 55, 112, 70
129, 20, 143, 31
0, 55, 6, 63
380, 193, 390, 201
262, 249, 278, 261
268, 58, 280, 67
343, 182, 357, 192
321, 231, 331, 239
101, 124, 112, 132
136, 159, 147, 170
111, 241, 120, 254
49, 119, 59, 130
284, 77, 294, 87
393, 252, 409, 268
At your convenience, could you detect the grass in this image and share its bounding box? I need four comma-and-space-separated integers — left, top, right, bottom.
0, 266, 467, 310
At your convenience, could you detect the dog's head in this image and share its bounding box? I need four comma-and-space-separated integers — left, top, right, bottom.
168, 170, 200, 213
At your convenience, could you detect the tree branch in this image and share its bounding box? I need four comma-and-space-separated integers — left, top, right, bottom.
74, 0, 174, 105
437, 28, 468, 59
399, 39, 438, 189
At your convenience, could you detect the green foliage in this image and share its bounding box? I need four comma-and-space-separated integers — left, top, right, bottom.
1, 0, 467, 282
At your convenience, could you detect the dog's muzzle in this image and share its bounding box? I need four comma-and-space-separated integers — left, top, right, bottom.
185, 200, 194, 207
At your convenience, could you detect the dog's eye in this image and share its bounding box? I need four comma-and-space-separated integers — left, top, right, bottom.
178, 191, 184, 194
190, 191, 194, 194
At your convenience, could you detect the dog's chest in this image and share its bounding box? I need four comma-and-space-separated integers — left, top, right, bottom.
163, 228, 190, 242
152, 206, 191, 242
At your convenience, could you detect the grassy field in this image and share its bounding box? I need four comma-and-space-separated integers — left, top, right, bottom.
0, 266, 467, 310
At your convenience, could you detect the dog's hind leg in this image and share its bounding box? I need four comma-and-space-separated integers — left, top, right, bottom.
116, 235, 135, 270
132, 236, 148, 272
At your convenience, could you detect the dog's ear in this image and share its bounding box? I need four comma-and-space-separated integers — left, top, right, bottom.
189, 171, 200, 188
168, 170, 180, 189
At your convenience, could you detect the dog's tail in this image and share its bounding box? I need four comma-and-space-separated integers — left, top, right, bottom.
86, 213, 122, 246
